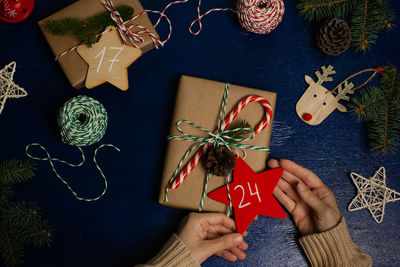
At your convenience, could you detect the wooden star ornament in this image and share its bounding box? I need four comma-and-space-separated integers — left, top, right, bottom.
208, 157, 286, 234
77, 26, 142, 91
0, 61, 27, 115
348, 167, 400, 223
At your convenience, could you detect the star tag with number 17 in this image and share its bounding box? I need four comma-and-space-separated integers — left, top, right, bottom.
77, 26, 142, 91
208, 157, 286, 234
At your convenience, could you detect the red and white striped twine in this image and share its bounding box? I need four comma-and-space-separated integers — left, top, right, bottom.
169, 95, 273, 189
237, 0, 285, 34
55, 0, 285, 61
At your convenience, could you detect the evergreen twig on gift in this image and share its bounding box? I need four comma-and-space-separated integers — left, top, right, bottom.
348, 65, 400, 154
226, 121, 252, 142
297, 0, 395, 52
45, 5, 134, 47
0, 159, 54, 266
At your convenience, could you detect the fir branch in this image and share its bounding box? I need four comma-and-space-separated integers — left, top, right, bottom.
297, 0, 353, 21
0, 185, 14, 204
0, 229, 24, 266
350, 0, 394, 52
0, 159, 36, 185
348, 86, 385, 120
19, 221, 54, 248
348, 65, 400, 154
1, 202, 42, 228
1, 202, 54, 247
0, 158, 54, 266
45, 5, 134, 47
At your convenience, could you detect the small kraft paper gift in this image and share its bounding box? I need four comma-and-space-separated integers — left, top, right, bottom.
38, 0, 159, 89
160, 75, 277, 213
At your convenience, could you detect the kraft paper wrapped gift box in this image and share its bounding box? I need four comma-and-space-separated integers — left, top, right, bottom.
159, 75, 277, 212
38, 0, 159, 89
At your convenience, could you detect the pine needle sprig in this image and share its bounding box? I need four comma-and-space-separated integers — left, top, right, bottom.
0, 159, 36, 186
350, 0, 392, 52
225, 121, 252, 143
348, 65, 400, 154
297, 0, 354, 22
45, 5, 134, 47
0, 159, 54, 266
349, 86, 385, 120
0, 229, 24, 267
0, 186, 14, 204
1, 202, 42, 229
19, 221, 54, 248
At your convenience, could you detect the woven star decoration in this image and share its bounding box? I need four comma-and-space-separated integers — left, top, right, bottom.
0, 61, 27, 115
348, 167, 400, 223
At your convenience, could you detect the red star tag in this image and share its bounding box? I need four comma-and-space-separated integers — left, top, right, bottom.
208, 157, 286, 234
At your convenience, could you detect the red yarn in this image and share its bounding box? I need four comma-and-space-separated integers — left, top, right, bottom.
237, 0, 285, 34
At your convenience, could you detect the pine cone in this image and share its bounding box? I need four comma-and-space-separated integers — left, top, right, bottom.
316, 18, 351, 56
203, 146, 235, 177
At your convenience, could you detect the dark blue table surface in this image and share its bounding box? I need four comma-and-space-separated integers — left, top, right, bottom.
1, 0, 400, 266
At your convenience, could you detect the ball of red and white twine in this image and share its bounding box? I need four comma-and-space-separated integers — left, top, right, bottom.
189, 0, 285, 35
236, 0, 285, 34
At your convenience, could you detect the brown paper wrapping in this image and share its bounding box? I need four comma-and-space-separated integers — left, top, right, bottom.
159, 75, 277, 212
38, 0, 159, 89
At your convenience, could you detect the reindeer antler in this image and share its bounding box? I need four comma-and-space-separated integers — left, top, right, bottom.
315, 65, 336, 85
335, 81, 355, 101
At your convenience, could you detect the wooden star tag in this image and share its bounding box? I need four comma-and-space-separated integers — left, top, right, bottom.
77, 26, 142, 91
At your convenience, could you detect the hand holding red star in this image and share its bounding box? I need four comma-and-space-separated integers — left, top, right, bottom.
208, 157, 286, 234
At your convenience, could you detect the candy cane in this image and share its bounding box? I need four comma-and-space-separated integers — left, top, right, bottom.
169, 95, 273, 189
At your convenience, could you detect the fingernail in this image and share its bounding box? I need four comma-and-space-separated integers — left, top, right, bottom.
298, 183, 307, 192
233, 234, 243, 244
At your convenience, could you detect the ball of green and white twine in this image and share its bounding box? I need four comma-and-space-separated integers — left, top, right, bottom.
26, 95, 120, 202
58, 95, 108, 146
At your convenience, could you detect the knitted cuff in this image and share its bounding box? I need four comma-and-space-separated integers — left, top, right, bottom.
146, 234, 200, 267
299, 217, 359, 267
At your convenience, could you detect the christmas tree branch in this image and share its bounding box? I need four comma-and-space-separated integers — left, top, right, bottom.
0, 159, 53, 266
0, 159, 36, 185
4, 231, 16, 266
349, 65, 400, 154
350, 0, 394, 51
297, 0, 353, 21
380, 67, 398, 152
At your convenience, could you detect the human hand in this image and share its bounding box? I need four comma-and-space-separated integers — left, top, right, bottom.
268, 159, 341, 236
177, 212, 248, 263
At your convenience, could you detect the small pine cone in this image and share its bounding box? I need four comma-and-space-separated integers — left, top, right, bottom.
203, 146, 235, 177
316, 18, 351, 56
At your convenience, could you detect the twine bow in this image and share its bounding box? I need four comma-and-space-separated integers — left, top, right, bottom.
100, 0, 162, 48
164, 83, 273, 212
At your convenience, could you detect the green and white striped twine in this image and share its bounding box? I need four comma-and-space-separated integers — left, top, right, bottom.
26, 95, 120, 202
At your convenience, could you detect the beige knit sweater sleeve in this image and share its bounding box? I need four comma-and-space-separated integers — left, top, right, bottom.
299, 217, 372, 267
140, 217, 371, 267
137, 234, 200, 267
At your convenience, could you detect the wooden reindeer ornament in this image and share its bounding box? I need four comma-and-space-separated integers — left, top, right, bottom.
296, 65, 380, 125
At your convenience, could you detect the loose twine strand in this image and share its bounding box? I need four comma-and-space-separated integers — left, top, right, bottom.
330, 68, 378, 95
56, 0, 285, 60
26, 95, 120, 202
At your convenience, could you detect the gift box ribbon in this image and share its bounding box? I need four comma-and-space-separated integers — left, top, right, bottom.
165, 83, 274, 209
